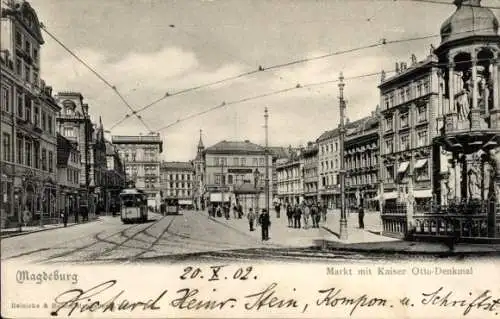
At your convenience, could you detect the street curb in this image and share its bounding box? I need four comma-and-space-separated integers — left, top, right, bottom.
0, 218, 101, 239
315, 239, 500, 257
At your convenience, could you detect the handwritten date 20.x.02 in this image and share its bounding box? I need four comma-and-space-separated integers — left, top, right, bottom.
179, 265, 256, 281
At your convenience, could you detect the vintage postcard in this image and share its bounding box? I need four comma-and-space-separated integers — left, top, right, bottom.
1, 0, 500, 318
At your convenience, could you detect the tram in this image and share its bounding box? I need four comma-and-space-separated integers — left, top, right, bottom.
164, 197, 180, 215
119, 188, 148, 223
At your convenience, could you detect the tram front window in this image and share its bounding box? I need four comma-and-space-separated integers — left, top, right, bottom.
122, 195, 142, 207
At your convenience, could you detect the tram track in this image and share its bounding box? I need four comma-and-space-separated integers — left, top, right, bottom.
38, 215, 166, 263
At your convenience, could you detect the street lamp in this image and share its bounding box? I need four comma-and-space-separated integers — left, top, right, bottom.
338, 72, 348, 240
254, 168, 260, 211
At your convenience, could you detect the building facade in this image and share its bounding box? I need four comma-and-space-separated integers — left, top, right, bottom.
1, 1, 60, 228
316, 129, 340, 209
345, 113, 380, 210
204, 140, 272, 212
378, 53, 440, 208
104, 140, 125, 214
89, 118, 107, 213
302, 142, 319, 203
276, 149, 303, 205
112, 134, 163, 209
56, 133, 80, 218
54, 92, 95, 214
160, 161, 194, 208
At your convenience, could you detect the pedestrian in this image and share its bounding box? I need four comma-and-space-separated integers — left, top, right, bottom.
224, 203, 230, 220
303, 203, 310, 229
275, 203, 281, 219
233, 203, 238, 219
247, 208, 256, 231
258, 209, 271, 240
293, 204, 302, 229
311, 204, 318, 228
216, 205, 222, 217
321, 204, 327, 223
62, 209, 68, 227
358, 196, 365, 229
238, 203, 243, 219
286, 204, 293, 227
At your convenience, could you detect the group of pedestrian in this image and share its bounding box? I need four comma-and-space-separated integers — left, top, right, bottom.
285, 201, 324, 229
208, 202, 244, 220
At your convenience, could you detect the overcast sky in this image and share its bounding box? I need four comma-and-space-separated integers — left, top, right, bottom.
27, 0, 500, 161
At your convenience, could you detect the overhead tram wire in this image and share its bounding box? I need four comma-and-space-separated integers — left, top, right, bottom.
39, 24, 154, 133
115, 26, 492, 130
152, 53, 497, 133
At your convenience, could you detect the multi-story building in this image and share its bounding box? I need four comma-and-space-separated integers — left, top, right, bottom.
302, 142, 319, 203
1, 0, 61, 228
192, 130, 205, 210
90, 118, 107, 213
112, 133, 163, 209
203, 140, 272, 212
56, 133, 80, 218
104, 140, 125, 213
276, 148, 303, 205
316, 129, 340, 209
55, 92, 95, 213
345, 113, 380, 210
378, 53, 440, 208
268, 146, 289, 202
160, 161, 194, 208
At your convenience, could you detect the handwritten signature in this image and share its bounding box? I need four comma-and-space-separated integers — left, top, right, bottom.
421, 287, 500, 316
50, 280, 166, 317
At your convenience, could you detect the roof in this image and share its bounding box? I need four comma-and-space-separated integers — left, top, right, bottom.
316, 120, 362, 143
379, 56, 437, 88
267, 146, 289, 159
346, 114, 379, 137
205, 140, 265, 155
161, 161, 194, 171
440, 0, 498, 46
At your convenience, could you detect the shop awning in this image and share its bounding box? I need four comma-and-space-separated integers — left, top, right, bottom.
397, 162, 409, 173
383, 191, 398, 199
179, 199, 193, 205
414, 159, 428, 169
210, 193, 230, 202
414, 189, 432, 198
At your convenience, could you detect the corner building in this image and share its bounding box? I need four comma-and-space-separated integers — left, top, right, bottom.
112, 134, 163, 210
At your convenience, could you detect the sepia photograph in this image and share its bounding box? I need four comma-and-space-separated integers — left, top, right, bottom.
1, 0, 500, 318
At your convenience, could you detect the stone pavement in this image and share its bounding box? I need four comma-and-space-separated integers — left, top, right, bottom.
0, 216, 102, 239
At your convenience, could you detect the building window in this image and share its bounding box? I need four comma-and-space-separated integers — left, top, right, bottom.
15, 30, 22, 47
400, 112, 409, 128
24, 63, 30, 82
399, 88, 405, 103
48, 116, 53, 134
34, 142, 39, 169
33, 48, 39, 63
416, 82, 423, 97
228, 175, 233, 184
417, 129, 428, 147
400, 134, 410, 151
17, 137, 23, 164
17, 93, 23, 118
405, 87, 411, 101
41, 149, 47, 170
233, 157, 239, 166
25, 40, 31, 55
63, 127, 74, 137
16, 58, 22, 75
2, 133, 11, 162
24, 97, 31, 122
417, 104, 427, 122
33, 72, 38, 86
49, 151, 53, 173
42, 112, 46, 131
416, 162, 429, 181
1, 86, 10, 113
25, 140, 31, 167
385, 116, 393, 131
384, 138, 394, 154
34, 106, 39, 127
385, 164, 394, 182
384, 95, 390, 109
241, 158, 246, 166
423, 79, 430, 94
259, 157, 265, 166
215, 174, 221, 185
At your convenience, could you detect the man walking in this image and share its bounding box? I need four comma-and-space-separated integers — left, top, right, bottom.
293, 204, 302, 229
358, 196, 365, 229
258, 209, 270, 240
275, 203, 281, 219
286, 203, 293, 227
247, 208, 256, 231
303, 203, 310, 229
311, 204, 319, 228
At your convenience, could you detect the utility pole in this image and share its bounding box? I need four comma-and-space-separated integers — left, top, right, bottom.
264, 107, 270, 215
338, 72, 348, 240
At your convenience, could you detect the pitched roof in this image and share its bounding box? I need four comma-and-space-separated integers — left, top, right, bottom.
267, 146, 289, 159
205, 140, 265, 155
161, 161, 194, 171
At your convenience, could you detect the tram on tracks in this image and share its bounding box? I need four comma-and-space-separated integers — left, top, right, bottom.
119, 188, 148, 223
162, 197, 180, 215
